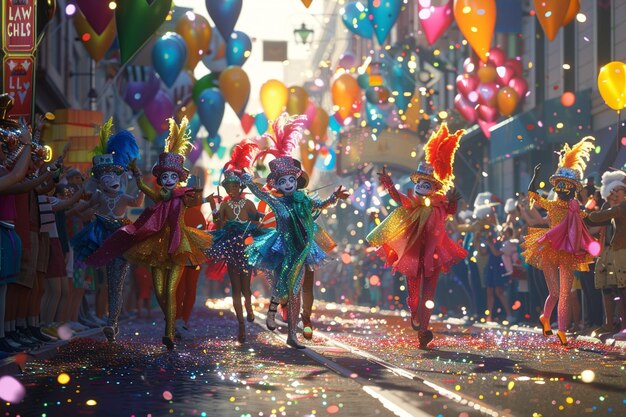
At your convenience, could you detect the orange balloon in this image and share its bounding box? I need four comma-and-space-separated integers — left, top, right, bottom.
301, 0, 313, 7
260, 80, 288, 121
176, 13, 212, 70
332, 74, 361, 119
496, 86, 519, 116
299, 141, 317, 177
287, 86, 309, 115
533, 0, 569, 41
176, 99, 196, 121
309, 107, 329, 139
477, 64, 497, 83
219, 66, 250, 117
453, 0, 496, 62
597, 61, 626, 111
562, 0, 580, 27
403, 93, 422, 132
74, 11, 116, 62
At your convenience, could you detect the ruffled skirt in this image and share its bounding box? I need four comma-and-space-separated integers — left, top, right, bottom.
71, 215, 129, 261
521, 227, 593, 272
205, 221, 264, 272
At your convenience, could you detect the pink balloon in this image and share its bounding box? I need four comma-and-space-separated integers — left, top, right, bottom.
418, 0, 454, 46
338, 52, 357, 70
477, 82, 498, 107
304, 100, 317, 128
478, 104, 498, 122
454, 94, 477, 123
487, 47, 506, 67
463, 57, 477, 74
505, 59, 523, 77
508, 77, 529, 99
496, 65, 515, 86
456, 74, 479, 97
477, 118, 496, 138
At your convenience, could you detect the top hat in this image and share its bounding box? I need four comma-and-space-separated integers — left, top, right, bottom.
267, 156, 302, 187
152, 152, 189, 182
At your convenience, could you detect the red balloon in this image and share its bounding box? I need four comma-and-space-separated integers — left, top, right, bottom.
478, 104, 498, 122
496, 65, 515, 86
454, 94, 477, 123
456, 74, 479, 97
477, 82, 498, 107
463, 57, 477, 74
487, 47, 506, 67
505, 59, 523, 77
508, 77, 529, 100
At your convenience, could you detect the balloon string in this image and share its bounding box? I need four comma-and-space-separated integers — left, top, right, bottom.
617, 110, 622, 153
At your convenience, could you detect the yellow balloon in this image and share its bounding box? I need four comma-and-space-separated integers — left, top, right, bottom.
260, 80, 288, 121
403, 93, 422, 132
219, 66, 250, 117
496, 86, 519, 117
73, 11, 116, 62
597, 61, 626, 111
176, 13, 212, 70
287, 86, 309, 115
453, 0, 496, 62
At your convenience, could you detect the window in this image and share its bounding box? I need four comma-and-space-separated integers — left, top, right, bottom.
534, 19, 545, 104
563, 23, 575, 92
596, 0, 613, 69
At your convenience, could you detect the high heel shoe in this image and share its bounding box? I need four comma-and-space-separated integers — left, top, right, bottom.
162, 336, 175, 351
410, 311, 420, 331
417, 330, 434, 349
238, 321, 246, 344
539, 314, 553, 337
287, 335, 306, 349
266, 299, 279, 331
246, 311, 255, 323
556, 330, 568, 346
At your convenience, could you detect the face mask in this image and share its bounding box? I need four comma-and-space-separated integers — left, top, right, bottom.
160, 171, 179, 190
99, 173, 122, 193
414, 179, 433, 196
276, 174, 297, 195
554, 181, 574, 200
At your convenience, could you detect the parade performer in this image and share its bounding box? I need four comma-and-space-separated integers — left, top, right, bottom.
521, 137, 597, 346
71, 118, 143, 342
87, 117, 213, 350
367, 123, 467, 348
206, 140, 264, 343
240, 114, 349, 349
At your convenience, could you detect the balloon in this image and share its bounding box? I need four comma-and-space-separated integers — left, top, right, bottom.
456, 74, 479, 97
341, 2, 373, 39
533, 0, 569, 41
487, 47, 505, 67
403, 92, 421, 132
386, 60, 415, 111
219, 66, 250, 117
505, 58, 523, 77
205, 0, 242, 40
454, 94, 477, 123
562, 0, 580, 27
508, 77, 529, 100
560, 91, 576, 107
357, 73, 370, 89
166, 71, 193, 107
206, 134, 222, 152
597, 61, 626, 111
287, 86, 309, 115
226, 31, 252, 66
338, 52, 357, 70
365, 86, 390, 105
121, 68, 161, 112
477, 82, 498, 107
478, 104, 498, 122
188, 138, 204, 166
477, 63, 497, 83
75, 0, 114, 35
304, 100, 317, 128
365, 101, 388, 129
254, 113, 269, 134
197, 88, 225, 137
453, 0, 496, 62
332, 74, 361, 119
309, 107, 329, 139
368, 0, 402, 44
116, 0, 172, 64
417, 0, 454, 46
176, 13, 212, 70
240, 113, 254, 134
144, 90, 174, 134
496, 86, 519, 116
176, 99, 196, 121
202, 26, 227, 72
301, 0, 314, 7
463, 56, 477, 74
188, 113, 202, 139
73, 10, 116, 62
299, 141, 317, 179
315, 147, 335, 171
495, 65, 515, 86
138, 114, 157, 142
192, 73, 220, 104
260, 79, 288, 121
152, 33, 187, 87
477, 118, 496, 138
329, 113, 343, 132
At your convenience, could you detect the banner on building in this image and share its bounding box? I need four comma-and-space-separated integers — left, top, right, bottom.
2, 0, 36, 54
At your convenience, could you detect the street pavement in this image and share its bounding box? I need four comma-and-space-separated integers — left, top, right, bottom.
1, 299, 625, 417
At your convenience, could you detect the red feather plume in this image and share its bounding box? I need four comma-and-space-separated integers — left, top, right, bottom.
224, 139, 261, 172
255, 113, 307, 161
424, 123, 465, 189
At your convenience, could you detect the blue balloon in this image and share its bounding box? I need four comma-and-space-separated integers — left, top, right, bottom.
206, 134, 221, 152
226, 31, 252, 66
329, 113, 342, 133
368, 0, 402, 45
155, 130, 169, 149
254, 113, 268, 134
152, 32, 187, 87
188, 113, 202, 139
365, 102, 389, 129
341, 2, 373, 39
197, 88, 225, 137
385, 60, 415, 112
315, 147, 336, 172
205, 0, 242, 40
357, 73, 370, 89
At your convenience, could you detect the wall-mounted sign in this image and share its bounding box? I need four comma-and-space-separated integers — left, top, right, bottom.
2, 0, 36, 54
3, 55, 34, 118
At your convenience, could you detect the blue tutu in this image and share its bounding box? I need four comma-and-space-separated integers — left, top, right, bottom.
0, 221, 21, 284
205, 221, 265, 272
71, 215, 127, 261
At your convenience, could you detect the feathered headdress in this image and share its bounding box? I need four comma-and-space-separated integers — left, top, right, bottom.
93, 117, 113, 156
91, 118, 139, 178
221, 139, 261, 187
152, 117, 192, 182
549, 136, 595, 191
410, 123, 465, 192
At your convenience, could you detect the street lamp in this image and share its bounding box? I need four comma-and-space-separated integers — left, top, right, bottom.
294, 23, 314, 45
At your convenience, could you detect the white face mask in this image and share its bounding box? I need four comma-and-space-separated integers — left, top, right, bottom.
414, 179, 433, 196
160, 171, 179, 190
276, 174, 297, 195
99, 172, 122, 193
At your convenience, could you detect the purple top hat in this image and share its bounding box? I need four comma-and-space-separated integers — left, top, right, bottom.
267, 156, 302, 187
152, 152, 189, 183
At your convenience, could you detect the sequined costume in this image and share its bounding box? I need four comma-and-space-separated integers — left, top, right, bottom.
206, 220, 258, 272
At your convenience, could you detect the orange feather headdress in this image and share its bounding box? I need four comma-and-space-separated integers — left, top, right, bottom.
549, 136, 595, 191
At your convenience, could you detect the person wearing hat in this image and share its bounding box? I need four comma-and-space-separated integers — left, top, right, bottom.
240, 114, 349, 349
521, 137, 598, 345
367, 123, 467, 348
87, 117, 214, 350
70, 118, 144, 343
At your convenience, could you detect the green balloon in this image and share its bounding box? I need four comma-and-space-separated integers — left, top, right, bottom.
357, 73, 370, 89
116, 0, 172, 64
138, 114, 156, 142
192, 73, 220, 104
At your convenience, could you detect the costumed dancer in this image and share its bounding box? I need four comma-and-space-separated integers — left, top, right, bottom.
87, 117, 214, 350
206, 140, 265, 343
71, 118, 143, 342
240, 114, 349, 349
366, 123, 467, 348
521, 137, 597, 346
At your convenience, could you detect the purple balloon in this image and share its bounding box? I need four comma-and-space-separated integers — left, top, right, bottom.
122, 70, 161, 112
75, 0, 114, 35
205, 0, 242, 40
187, 138, 204, 166
144, 90, 174, 134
